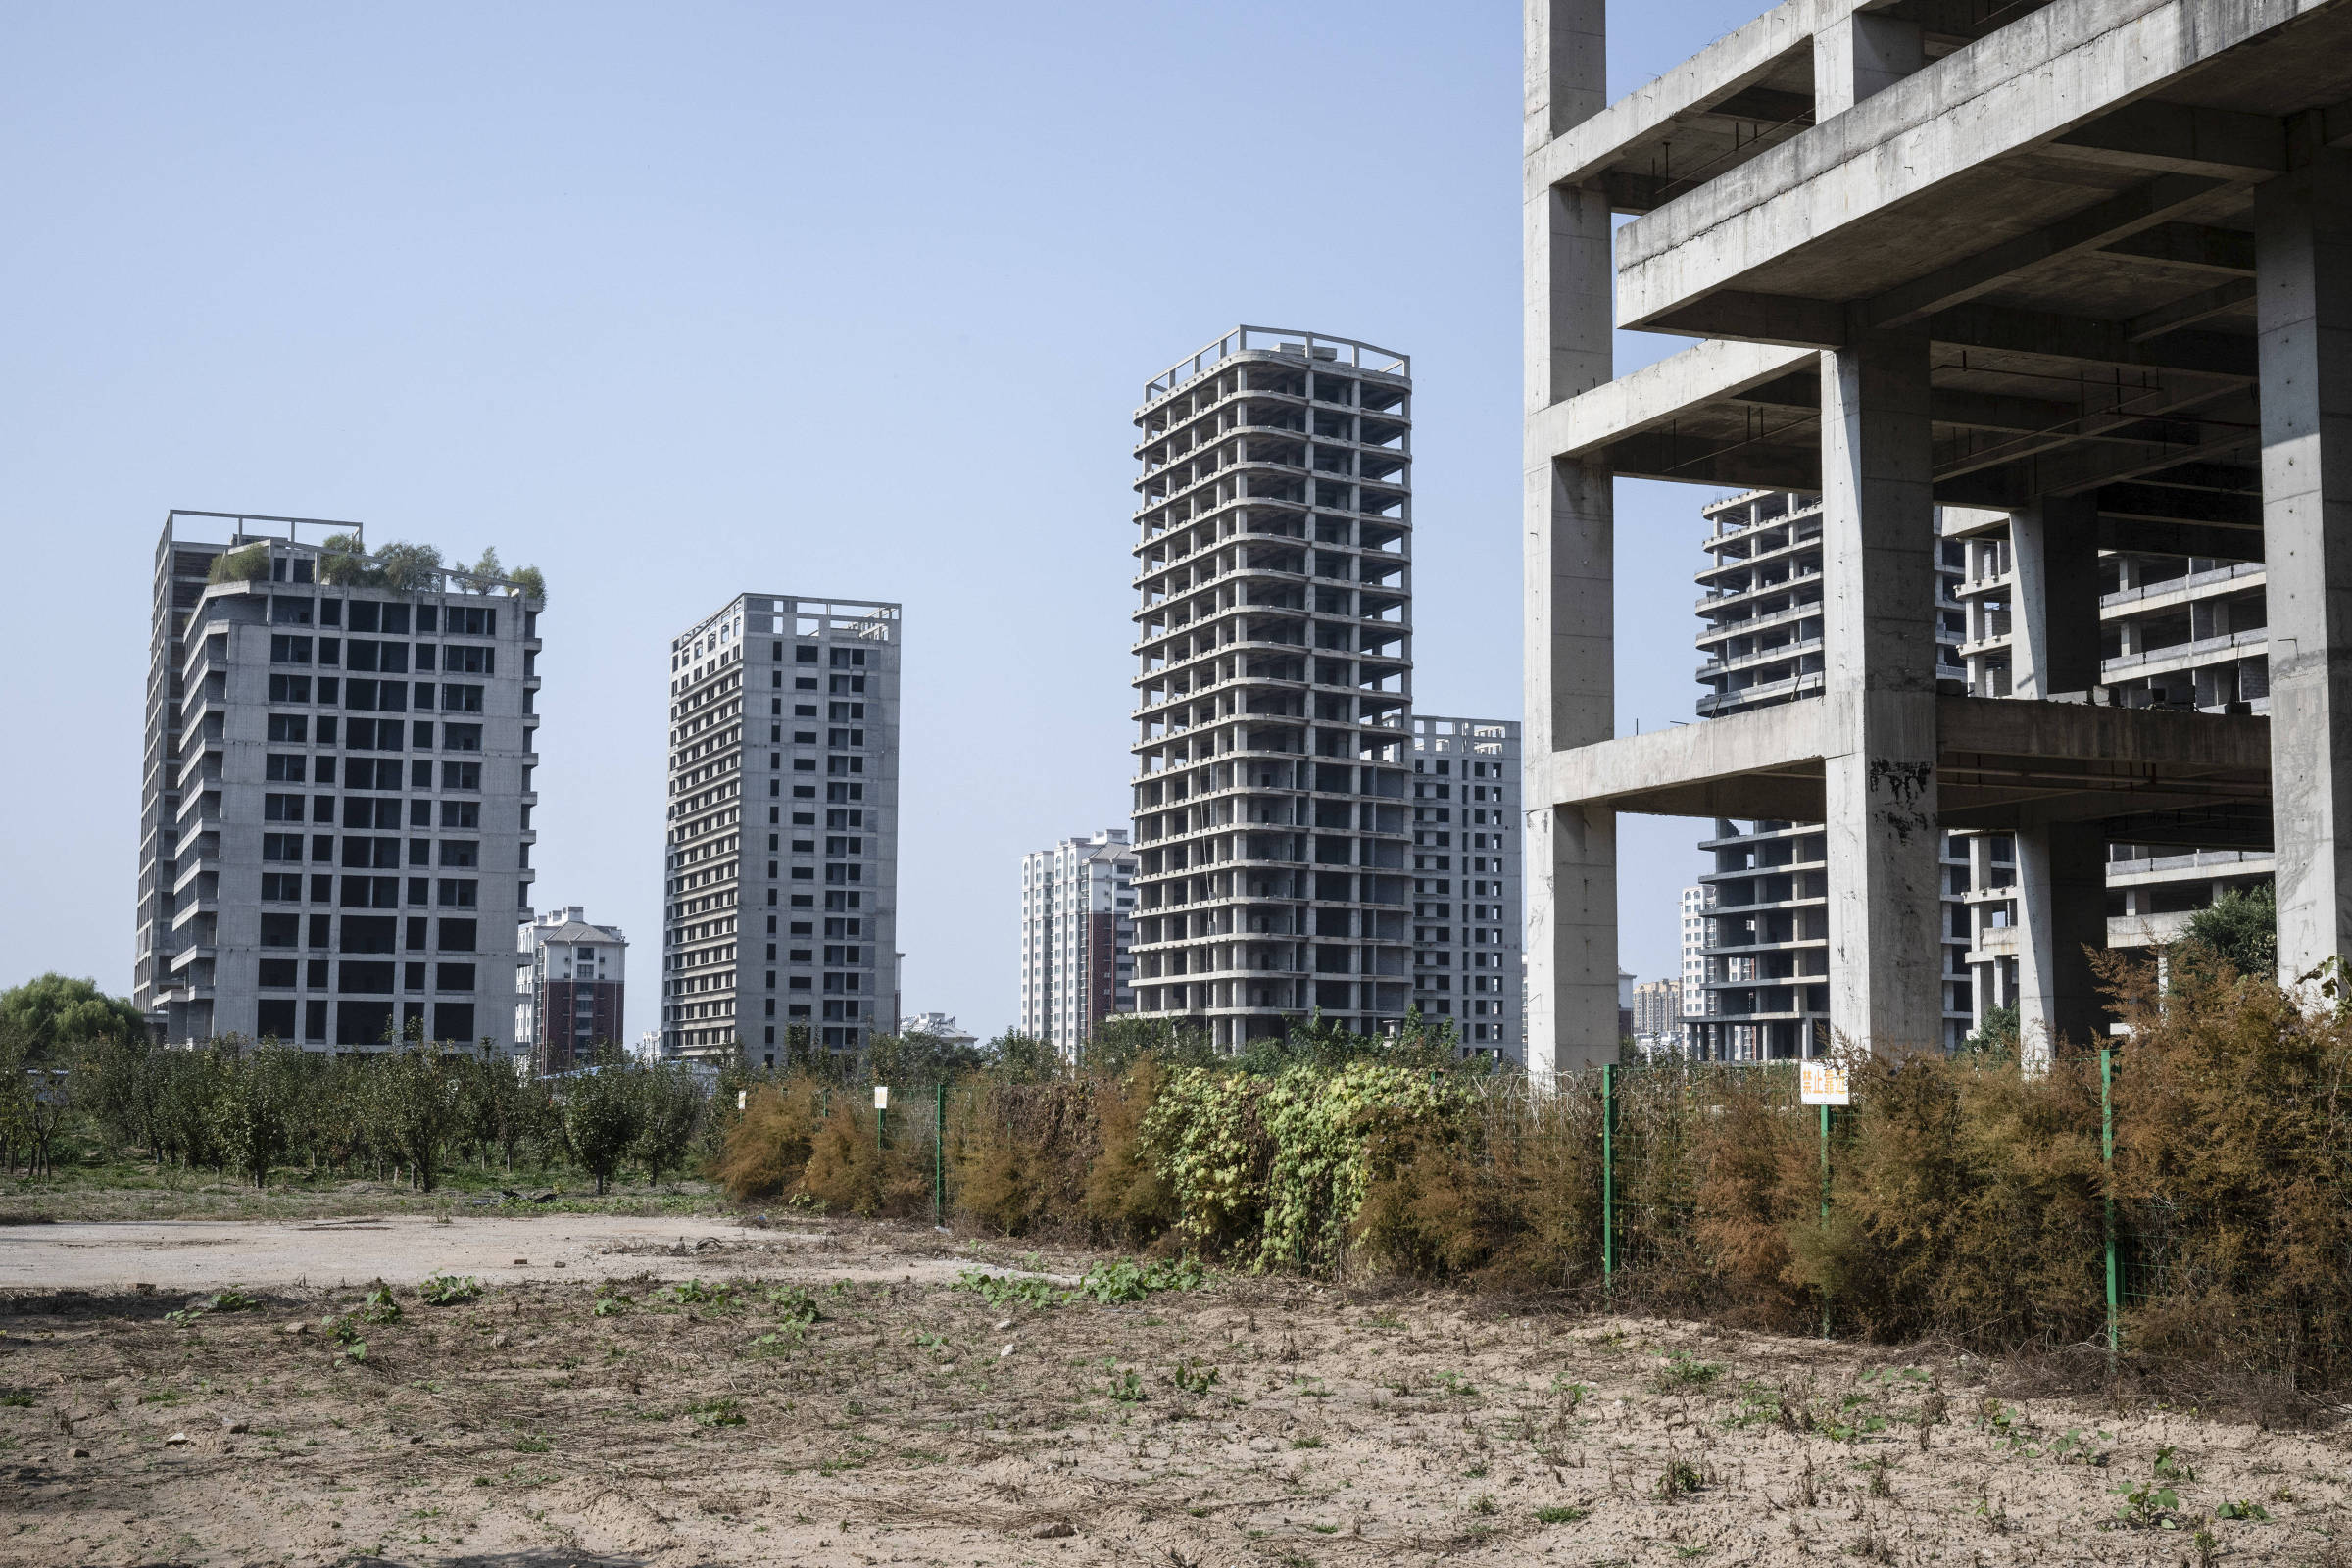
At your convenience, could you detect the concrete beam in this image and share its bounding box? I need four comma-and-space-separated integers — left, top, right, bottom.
2099, 221, 2257, 275
1929, 304, 2258, 379
2126, 278, 2258, 341
1864, 174, 2230, 330
2095, 481, 2261, 527
1534, 700, 1829, 811
1617, 0, 2328, 329
1604, 430, 1822, 489
2094, 515, 2265, 562
2043, 100, 2289, 179
1936, 400, 2259, 506
1528, 336, 1816, 460
1526, 0, 1848, 194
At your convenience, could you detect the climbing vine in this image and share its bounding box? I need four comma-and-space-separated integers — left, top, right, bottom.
1144, 1061, 1460, 1273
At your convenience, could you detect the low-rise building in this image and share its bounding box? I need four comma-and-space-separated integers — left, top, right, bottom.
516, 907, 626, 1074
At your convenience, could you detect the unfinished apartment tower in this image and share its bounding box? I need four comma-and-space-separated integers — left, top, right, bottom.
1408, 715, 1526, 1060
139, 513, 543, 1054
663, 597, 901, 1067
1130, 328, 1416, 1052
1688, 489, 1974, 1057
1525, 0, 2338, 1071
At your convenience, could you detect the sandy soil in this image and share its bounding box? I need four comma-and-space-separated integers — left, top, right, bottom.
0, 1212, 983, 1294
2, 1216, 2348, 1568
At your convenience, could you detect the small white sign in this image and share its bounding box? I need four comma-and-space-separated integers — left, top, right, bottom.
736, 1090, 747, 1111
1800, 1060, 1850, 1106
873, 1085, 890, 1111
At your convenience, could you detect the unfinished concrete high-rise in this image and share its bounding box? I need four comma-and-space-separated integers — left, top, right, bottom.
662, 596, 901, 1068
1408, 714, 1526, 1059
1523, 0, 2337, 1072
1687, 488, 1974, 1058
1129, 328, 1417, 1052
140, 513, 543, 1054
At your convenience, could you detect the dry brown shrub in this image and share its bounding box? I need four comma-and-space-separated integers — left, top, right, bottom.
1081, 1059, 1175, 1244
949, 1080, 1099, 1237
1689, 1071, 1816, 1327
797, 1098, 928, 1217
1784, 1049, 2101, 1347
710, 1081, 821, 1200
1351, 1080, 1604, 1290
2106, 955, 2352, 1391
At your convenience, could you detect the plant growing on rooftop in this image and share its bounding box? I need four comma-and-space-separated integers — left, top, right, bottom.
206, 544, 270, 585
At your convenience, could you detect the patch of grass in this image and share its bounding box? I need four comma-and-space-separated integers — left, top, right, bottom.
513, 1433, 551, 1453
1648, 1352, 1723, 1393
0, 1392, 34, 1409
687, 1398, 746, 1428
1534, 1504, 1589, 1524
1292, 1434, 1323, 1449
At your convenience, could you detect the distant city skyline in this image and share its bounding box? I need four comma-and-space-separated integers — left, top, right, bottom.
2, 2, 1773, 1038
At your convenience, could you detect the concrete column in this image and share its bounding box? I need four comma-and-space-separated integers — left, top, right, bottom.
1812, 13, 1924, 118
1524, 0, 1616, 1077
2012, 824, 2108, 1066
2260, 121, 2352, 986
2008, 494, 2102, 698
2006, 493, 2107, 1057
1821, 329, 1945, 1051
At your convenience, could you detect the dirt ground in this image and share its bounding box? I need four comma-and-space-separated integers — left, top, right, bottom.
0, 1212, 982, 1295
3, 1214, 2349, 1568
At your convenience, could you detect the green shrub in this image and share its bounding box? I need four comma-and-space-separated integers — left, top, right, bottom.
418, 1273, 481, 1305
205, 544, 270, 584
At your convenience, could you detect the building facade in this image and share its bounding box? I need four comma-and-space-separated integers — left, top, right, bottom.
1407, 715, 1523, 1058
515, 906, 627, 1075
662, 596, 901, 1068
903, 1011, 979, 1049
139, 512, 542, 1054
1678, 885, 1708, 1049
1952, 520, 2274, 1033
1128, 328, 1416, 1052
1687, 491, 1973, 1058
1631, 979, 1680, 1041
1018, 830, 1138, 1057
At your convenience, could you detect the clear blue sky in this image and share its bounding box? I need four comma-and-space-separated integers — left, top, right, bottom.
0, 1, 1772, 1040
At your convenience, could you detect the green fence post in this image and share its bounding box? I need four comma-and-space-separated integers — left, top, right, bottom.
1819, 1102, 1833, 1340
2102, 1044, 2119, 1369
876, 1087, 887, 1153
1600, 1062, 1617, 1289
933, 1082, 946, 1228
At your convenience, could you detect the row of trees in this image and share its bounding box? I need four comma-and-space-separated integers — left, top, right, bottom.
0, 965, 1475, 1191
74, 1034, 706, 1193
0, 975, 706, 1193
